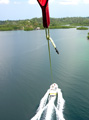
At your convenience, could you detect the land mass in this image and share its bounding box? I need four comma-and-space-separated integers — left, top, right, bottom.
0, 17, 89, 31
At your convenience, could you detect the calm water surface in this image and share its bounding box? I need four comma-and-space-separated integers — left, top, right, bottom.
0, 29, 89, 120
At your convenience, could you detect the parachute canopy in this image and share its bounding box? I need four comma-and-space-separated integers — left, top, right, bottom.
37, 0, 50, 28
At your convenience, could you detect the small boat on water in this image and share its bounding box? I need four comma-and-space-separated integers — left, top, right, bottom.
49, 83, 58, 97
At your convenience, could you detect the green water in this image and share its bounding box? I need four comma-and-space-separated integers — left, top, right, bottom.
0, 29, 89, 120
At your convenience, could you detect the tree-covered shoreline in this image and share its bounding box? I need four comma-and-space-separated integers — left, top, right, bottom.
0, 17, 89, 31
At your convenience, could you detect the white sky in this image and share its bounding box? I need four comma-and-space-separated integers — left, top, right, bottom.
0, 0, 89, 20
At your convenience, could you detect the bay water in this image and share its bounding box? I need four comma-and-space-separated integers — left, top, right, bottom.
0, 29, 89, 120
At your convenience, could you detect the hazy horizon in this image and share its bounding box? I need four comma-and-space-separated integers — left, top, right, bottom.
0, 0, 89, 20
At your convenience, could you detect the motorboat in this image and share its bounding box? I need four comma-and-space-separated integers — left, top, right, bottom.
49, 83, 58, 96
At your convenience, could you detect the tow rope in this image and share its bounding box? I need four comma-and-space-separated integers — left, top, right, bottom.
37, 0, 59, 80
47, 39, 53, 80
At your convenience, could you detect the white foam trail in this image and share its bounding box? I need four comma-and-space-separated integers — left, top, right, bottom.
45, 96, 56, 120
31, 90, 49, 120
31, 88, 65, 120
37, 89, 49, 112
31, 105, 48, 120
56, 88, 65, 120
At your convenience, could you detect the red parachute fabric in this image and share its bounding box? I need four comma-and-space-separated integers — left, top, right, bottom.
37, 0, 50, 28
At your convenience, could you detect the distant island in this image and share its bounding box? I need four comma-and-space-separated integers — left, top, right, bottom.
0, 17, 89, 31
77, 26, 88, 30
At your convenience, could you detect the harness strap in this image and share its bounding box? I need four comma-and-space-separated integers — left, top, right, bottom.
45, 28, 59, 54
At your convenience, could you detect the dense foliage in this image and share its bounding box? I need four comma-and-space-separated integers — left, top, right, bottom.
77, 27, 88, 30
0, 17, 89, 31
87, 32, 89, 40
87, 36, 89, 39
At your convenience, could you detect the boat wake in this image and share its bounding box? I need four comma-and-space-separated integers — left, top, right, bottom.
31, 85, 65, 120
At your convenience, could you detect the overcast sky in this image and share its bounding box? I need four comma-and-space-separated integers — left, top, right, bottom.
0, 0, 89, 20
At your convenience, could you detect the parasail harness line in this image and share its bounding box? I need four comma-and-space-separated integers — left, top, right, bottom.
37, 0, 59, 54
37, 0, 59, 81
47, 36, 53, 81
45, 28, 59, 54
